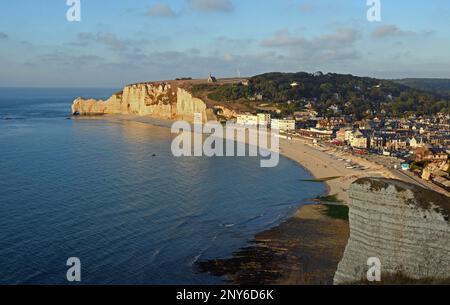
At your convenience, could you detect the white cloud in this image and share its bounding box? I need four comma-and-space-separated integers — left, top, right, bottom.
188, 0, 234, 12
298, 2, 315, 13
70, 32, 127, 50
261, 29, 306, 47
95, 32, 127, 50
262, 28, 359, 47
372, 25, 407, 38
261, 28, 360, 63
147, 3, 176, 17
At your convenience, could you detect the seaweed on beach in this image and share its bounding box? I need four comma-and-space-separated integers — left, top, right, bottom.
315, 194, 343, 203
322, 204, 349, 222
196, 242, 286, 285
196, 205, 350, 285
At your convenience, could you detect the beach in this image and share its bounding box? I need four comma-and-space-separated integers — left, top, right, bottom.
278, 137, 393, 203
279, 137, 449, 200
197, 204, 350, 285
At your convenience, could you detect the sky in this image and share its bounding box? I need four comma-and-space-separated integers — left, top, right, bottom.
0, 0, 449, 87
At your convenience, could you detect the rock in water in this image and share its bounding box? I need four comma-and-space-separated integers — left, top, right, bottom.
334, 178, 449, 284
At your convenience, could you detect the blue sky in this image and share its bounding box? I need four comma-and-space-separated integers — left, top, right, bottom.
0, 0, 449, 87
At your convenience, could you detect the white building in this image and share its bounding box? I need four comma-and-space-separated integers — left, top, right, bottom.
237, 113, 272, 126
236, 114, 258, 126
257, 113, 271, 126
409, 137, 424, 148
207, 73, 217, 83
349, 130, 368, 149
271, 119, 296, 132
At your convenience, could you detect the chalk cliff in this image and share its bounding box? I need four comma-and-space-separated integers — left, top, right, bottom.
334, 178, 449, 284
72, 82, 225, 123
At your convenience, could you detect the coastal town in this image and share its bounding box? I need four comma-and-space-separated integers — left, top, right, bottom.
3, 0, 450, 290
234, 109, 450, 195
72, 72, 450, 197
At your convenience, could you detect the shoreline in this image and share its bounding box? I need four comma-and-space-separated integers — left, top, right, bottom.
73, 114, 423, 284
277, 137, 393, 204
197, 203, 350, 285
279, 136, 450, 199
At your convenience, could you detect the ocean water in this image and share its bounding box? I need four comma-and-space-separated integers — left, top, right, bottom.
0, 88, 326, 284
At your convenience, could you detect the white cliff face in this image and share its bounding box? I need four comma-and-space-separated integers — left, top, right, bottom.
71, 98, 108, 115
120, 83, 177, 117
72, 82, 226, 123
334, 178, 449, 284
175, 88, 215, 122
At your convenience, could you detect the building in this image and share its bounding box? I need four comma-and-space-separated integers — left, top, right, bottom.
236, 114, 258, 126
385, 138, 409, 151
207, 73, 217, 83
409, 137, 424, 149
349, 130, 368, 149
370, 135, 385, 151
351, 137, 369, 149
344, 129, 355, 143
327, 104, 341, 115
336, 127, 351, 142
299, 128, 333, 140
257, 113, 271, 126
317, 117, 347, 130
249, 94, 263, 101
271, 119, 296, 132
414, 147, 449, 162
343, 129, 369, 148
236, 113, 272, 127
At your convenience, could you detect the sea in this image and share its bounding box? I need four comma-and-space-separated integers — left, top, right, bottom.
0, 88, 326, 284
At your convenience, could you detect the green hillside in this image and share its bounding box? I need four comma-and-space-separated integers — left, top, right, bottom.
393, 78, 450, 95
196, 72, 449, 119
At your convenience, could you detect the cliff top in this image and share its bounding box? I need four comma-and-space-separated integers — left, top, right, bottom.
123, 78, 245, 89
354, 178, 449, 221
113, 78, 250, 112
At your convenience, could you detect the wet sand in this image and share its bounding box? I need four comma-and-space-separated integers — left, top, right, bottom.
197, 204, 350, 285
